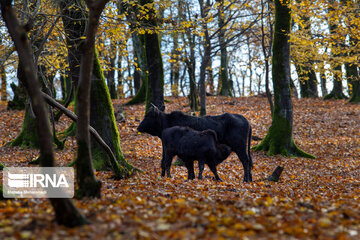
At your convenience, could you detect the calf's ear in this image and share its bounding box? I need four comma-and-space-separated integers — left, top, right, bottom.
150, 103, 163, 113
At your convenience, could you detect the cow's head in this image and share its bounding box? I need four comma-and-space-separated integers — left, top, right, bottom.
137, 104, 164, 137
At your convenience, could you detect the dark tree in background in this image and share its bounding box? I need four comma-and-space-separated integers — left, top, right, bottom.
324, 0, 347, 100
141, 0, 165, 112
253, 0, 315, 158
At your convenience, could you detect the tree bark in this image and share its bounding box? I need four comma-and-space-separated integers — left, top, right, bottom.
0, 0, 86, 227
217, 0, 232, 97
324, 0, 346, 100
198, 0, 211, 116
125, 33, 148, 105
0, 66, 6, 101
75, 0, 108, 199
90, 52, 136, 177
253, 0, 315, 159
141, 0, 165, 112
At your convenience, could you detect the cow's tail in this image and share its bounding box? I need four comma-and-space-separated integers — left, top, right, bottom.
248, 124, 253, 170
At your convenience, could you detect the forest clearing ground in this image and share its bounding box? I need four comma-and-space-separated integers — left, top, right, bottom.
0, 96, 359, 239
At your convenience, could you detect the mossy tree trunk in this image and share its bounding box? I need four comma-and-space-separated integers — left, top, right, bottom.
10, 102, 39, 148
1, 1, 87, 226
253, 0, 315, 159
90, 52, 135, 177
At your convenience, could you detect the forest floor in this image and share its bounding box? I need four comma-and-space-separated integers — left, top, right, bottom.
0, 96, 359, 239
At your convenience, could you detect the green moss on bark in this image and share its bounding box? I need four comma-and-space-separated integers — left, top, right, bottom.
125, 80, 147, 105
253, 0, 315, 159
10, 105, 39, 148
253, 113, 315, 159
90, 52, 135, 178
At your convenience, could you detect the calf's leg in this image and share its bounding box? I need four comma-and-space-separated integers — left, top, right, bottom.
198, 160, 205, 179
207, 160, 222, 181
184, 160, 195, 180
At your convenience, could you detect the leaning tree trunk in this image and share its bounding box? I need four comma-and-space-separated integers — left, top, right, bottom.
1, 0, 86, 226
253, 0, 315, 158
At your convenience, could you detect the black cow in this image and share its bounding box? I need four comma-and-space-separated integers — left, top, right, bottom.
161, 126, 232, 181
137, 105, 253, 182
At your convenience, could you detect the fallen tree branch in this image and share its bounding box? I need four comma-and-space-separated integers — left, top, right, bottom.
41, 91, 125, 178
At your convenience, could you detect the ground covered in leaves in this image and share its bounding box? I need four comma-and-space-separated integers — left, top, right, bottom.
0, 96, 359, 239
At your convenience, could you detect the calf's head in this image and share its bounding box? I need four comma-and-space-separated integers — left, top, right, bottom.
137, 105, 164, 137
216, 144, 232, 163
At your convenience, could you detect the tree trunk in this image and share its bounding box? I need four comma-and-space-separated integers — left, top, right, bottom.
253, 0, 315, 159
1, 0, 86, 226
198, 0, 211, 116
106, 41, 118, 99
297, 64, 318, 98
186, 34, 198, 112
7, 65, 26, 110
324, 0, 346, 100
10, 102, 38, 147
320, 67, 328, 97
90, 52, 135, 177
141, 0, 165, 112
0, 66, 6, 101
218, 0, 232, 97
125, 33, 148, 105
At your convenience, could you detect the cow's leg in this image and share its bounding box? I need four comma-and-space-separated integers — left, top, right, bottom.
198, 160, 205, 179
207, 159, 222, 181
184, 161, 195, 180
234, 148, 252, 182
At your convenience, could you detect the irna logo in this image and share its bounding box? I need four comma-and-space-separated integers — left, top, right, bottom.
3, 167, 74, 198
7, 173, 69, 188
